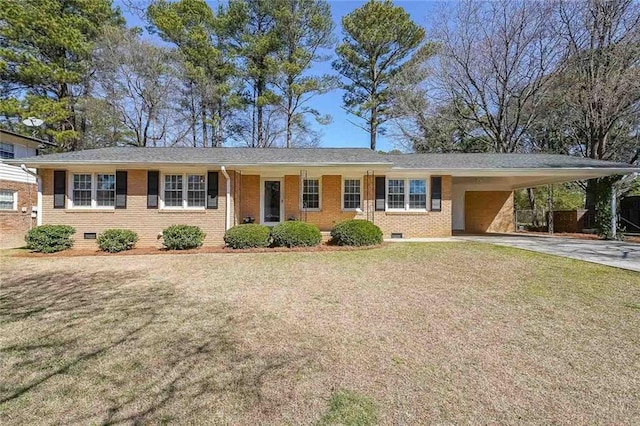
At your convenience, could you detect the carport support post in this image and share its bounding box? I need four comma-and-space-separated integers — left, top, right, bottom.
547, 184, 554, 234
611, 184, 617, 239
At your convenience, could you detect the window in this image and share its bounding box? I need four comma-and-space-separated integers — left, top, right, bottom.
72, 174, 92, 207
162, 173, 206, 208
343, 179, 361, 210
409, 179, 427, 209
187, 174, 205, 207
70, 173, 120, 208
302, 178, 320, 210
0, 142, 14, 159
164, 175, 183, 207
387, 179, 405, 209
0, 190, 15, 210
387, 178, 428, 211
96, 174, 115, 207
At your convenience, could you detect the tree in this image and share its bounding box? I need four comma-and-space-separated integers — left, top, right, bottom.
91, 27, 188, 147
273, 0, 336, 148
148, 0, 244, 147
0, 0, 123, 150
228, 0, 282, 148
554, 0, 640, 209
432, 0, 560, 155
333, 0, 425, 150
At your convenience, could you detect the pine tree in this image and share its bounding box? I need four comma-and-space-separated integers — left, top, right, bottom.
0, 0, 123, 150
333, 0, 424, 150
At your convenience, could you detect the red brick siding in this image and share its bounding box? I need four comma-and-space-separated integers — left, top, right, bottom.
0, 179, 36, 248
41, 169, 234, 248
465, 191, 515, 233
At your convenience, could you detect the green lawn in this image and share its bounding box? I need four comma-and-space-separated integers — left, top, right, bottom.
0, 243, 639, 425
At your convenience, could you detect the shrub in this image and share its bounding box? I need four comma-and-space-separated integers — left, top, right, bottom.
224, 224, 271, 249
161, 225, 205, 250
271, 221, 322, 248
97, 229, 138, 253
330, 220, 383, 247
25, 225, 75, 253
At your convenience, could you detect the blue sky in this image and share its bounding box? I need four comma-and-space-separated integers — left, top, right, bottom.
117, 1, 440, 150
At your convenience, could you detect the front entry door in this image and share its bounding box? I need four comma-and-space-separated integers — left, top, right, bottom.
262, 179, 283, 225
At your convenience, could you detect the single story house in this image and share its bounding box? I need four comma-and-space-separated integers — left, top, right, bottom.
0, 129, 55, 248
9, 147, 638, 248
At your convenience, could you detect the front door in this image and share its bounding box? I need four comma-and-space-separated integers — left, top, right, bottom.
262, 179, 283, 225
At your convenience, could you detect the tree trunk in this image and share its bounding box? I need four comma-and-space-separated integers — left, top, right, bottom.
201, 99, 208, 148
527, 188, 539, 227
257, 74, 265, 148
370, 106, 377, 151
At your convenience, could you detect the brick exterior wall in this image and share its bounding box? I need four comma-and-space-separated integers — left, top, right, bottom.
464, 191, 515, 233
40, 169, 234, 249
0, 179, 36, 248
39, 168, 460, 248
370, 175, 453, 238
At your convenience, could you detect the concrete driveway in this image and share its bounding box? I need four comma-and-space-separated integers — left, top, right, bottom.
457, 234, 640, 272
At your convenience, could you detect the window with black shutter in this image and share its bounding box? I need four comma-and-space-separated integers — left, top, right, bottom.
115, 171, 127, 208
53, 170, 66, 208
375, 176, 385, 211
147, 170, 159, 209
207, 171, 219, 209
431, 176, 442, 212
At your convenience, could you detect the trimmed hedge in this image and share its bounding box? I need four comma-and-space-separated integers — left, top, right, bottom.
271, 221, 322, 248
25, 225, 76, 253
224, 224, 271, 249
162, 225, 205, 250
330, 220, 383, 246
97, 229, 138, 253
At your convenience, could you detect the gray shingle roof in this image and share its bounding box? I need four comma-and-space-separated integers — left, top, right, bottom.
8, 146, 638, 170
388, 153, 635, 169
10, 147, 389, 165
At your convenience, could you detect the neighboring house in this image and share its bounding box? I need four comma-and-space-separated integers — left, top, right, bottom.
10, 147, 637, 248
0, 129, 55, 248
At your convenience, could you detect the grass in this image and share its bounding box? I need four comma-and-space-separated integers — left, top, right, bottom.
0, 242, 639, 424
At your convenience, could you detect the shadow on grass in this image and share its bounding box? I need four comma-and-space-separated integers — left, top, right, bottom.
0, 268, 315, 424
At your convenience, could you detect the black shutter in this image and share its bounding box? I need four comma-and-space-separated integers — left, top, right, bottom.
431, 176, 442, 212
375, 176, 385, 211
147, 170, 159, 209
207, 171, 219, 209
53, 170, 66, 209
116, 170, 127, 208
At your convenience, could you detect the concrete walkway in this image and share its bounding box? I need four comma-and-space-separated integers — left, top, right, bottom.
457, 234, 640, 272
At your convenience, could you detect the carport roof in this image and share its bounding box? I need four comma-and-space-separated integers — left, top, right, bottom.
8, 147, 639, 173
388, 153, 635, 170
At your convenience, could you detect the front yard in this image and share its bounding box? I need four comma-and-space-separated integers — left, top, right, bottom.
0, 243, 639, 425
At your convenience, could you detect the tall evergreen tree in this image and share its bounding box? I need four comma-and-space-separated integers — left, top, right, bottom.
0, 0, 123, 150
228, 0, 282, 147
273, 0, 336, 148
332, 0, 424, 150
148, 0, 243, 147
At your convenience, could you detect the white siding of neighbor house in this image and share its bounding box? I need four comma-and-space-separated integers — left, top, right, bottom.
0, 141, 38, 184
0, 163, 36, 184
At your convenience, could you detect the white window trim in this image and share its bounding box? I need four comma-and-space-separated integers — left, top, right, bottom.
0, 189, 18, 211
341, 177, 362, 211
160, 172, 207, 210
385, 177, 429, 212
300, 177, 322, 212
68, 172, 116, 210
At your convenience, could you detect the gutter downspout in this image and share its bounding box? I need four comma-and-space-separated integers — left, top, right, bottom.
221, 166, 231, 231
21, 164, 42, 226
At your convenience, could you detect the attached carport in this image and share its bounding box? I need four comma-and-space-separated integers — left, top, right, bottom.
436, 154, 640, 234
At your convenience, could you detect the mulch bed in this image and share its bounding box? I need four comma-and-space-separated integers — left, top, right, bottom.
13, 242, 387, 258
